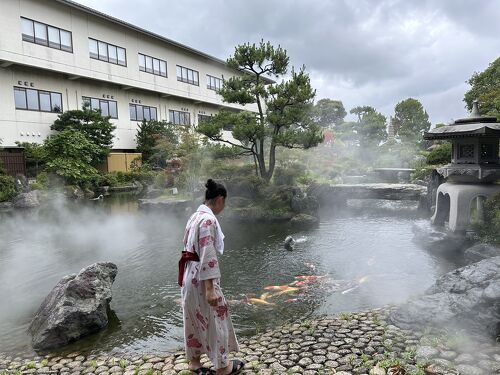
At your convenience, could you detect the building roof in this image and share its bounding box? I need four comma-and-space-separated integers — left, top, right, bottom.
55, 0, 275, 83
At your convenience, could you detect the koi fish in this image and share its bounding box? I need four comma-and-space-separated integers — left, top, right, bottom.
285, 298, 298, 303
260, 292, 271, 300
268, 287, 300, 297
358, 276, 369, 284
341, 286, 359, 295
290, 281, 308, 287
248, 298, 275, 306
264, 285, 293, 290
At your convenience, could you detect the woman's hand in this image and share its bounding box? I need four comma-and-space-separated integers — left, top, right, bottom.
204, 279, 219, 306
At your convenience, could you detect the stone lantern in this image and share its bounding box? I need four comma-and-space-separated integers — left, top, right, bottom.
423, 101, 500, 232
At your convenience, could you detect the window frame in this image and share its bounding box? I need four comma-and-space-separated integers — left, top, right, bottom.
138, 53, 167, 78
176, 65, 199, 86
198, 114, 213, 124
88, 37, 127, 67
20, 17, 73, 53
207, 74, 223, 91
169, 109, 191, 125
82, 96, 119, 119
14, 86, 63, 113
129, 103, 158, 122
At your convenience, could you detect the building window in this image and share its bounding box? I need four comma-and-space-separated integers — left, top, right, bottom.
21, 17, 73, 52
207, 75, 222, 91
198, 114, 212, 124
89, 38, 126, 66
176, 65, 199, 86
82, 96, 118, 119
14, 87, 62, 113
129, 104, 157, 121
169, 110, 191, 125
138, 53, 167, 77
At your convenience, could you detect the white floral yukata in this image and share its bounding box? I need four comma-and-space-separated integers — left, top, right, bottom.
181, 204, 239, 370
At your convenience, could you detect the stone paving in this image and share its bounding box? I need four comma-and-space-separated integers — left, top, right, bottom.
1, 307, 500, 375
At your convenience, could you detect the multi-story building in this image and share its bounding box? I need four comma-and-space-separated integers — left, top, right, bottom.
0, 0, 259, 160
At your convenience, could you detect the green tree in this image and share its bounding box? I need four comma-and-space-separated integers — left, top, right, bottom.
314, 98, 347, 128
393, 98, 431, 144
464, 57, 500, 120
15, 142, 45, 176
135, 120, 178, 165
196, 41, 323, 181
51, 105, 116, 165
43, 128, 101, 185
350, 106, 387, 147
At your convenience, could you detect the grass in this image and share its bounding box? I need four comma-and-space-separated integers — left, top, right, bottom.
40, 359, 49, 367
90, 360, 98, 369
25, 362, 36, 370
339, 312, 352, 321
119, 359, 129, 369
378, 357, 402, 369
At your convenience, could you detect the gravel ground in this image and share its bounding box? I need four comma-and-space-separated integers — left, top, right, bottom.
2, 307, 499, 375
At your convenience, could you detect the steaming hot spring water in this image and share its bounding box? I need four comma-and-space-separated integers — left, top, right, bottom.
0, 196, 460, 355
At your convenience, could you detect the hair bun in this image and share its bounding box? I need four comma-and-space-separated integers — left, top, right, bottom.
205, 179, 217, 191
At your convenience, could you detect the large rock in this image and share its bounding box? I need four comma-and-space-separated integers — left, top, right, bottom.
28, 262, 118, 351
291, 194, 319, 214
390, 256, 500, 337
464, 243, 500, 264
13, 190, 40, 209
290, 213, 319, 228
411, 220, 470, 254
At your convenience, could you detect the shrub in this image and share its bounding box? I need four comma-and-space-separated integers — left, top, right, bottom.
154, 172, 167, 189
411, 158, 435, 182
0, 175, 17, 202
105, 168, 158, 186
477, 191, 500, 244
225, 175, 267, 199
273, 163, 307, 185
426, 142, 452, 165
207, 162, 255, 180
43, 128, 101, 186
136, 120, 178, 165
51, 106, 115, 165
0, 159, 6, 175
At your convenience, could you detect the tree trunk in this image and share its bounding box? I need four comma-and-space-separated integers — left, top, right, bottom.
267, 143, 277, 182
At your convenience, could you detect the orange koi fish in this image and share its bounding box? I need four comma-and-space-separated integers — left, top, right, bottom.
264, 285, 292, 291
248, 298, 275, 306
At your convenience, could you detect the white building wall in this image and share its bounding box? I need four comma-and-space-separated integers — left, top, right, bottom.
0, 0, 257, 149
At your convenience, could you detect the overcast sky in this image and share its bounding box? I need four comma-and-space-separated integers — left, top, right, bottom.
77, 0, 500, 125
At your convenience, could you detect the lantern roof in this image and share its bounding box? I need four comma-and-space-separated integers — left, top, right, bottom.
424, 101, 500, 140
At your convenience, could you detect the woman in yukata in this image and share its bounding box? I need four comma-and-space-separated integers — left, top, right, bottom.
178, 179, 245, 375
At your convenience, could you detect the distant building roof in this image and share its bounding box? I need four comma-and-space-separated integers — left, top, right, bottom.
55, 0, 275, 83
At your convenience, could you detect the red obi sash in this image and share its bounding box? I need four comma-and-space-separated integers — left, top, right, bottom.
178, 251, 200, 287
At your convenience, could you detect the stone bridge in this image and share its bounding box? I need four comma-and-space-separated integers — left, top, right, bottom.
311, 183, 428, 209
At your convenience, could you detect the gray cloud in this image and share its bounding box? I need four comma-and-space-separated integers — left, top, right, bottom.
77, 0, 500, 124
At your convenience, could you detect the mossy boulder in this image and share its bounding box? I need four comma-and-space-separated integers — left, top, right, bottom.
290, 214, 318, 228
226, 206, 293, 222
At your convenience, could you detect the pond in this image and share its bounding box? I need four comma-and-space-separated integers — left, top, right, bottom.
0, 195, 459, 356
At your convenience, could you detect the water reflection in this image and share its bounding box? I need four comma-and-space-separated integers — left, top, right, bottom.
0, 195, 460, 355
